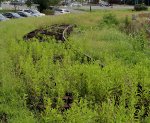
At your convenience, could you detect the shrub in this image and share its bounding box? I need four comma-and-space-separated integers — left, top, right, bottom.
134, 30, 147, 51
134, 4, 148, 11
124, 16, 130, 27
102, 13, 119, 26
42, 9, 54, 15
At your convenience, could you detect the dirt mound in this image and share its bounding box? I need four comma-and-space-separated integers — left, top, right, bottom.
23, 24, 76, 42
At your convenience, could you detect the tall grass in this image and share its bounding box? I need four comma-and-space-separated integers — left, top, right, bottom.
0, 10, 150, 123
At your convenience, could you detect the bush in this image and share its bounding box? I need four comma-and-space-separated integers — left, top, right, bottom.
134, 4, 148, 11
102, 13, 119, 26
42, 9, 54, 15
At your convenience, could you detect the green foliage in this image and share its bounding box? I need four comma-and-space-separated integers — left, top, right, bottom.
42, 9, 54, 15
124, 15, 130, 27
0, 10, 150, 123
25, 0, 32, 8
134, 4, 148, 11
132, 30, 147, 51
101, 13, 119, 27
33, 0, 61, 12
0, 0, 5, 5
33, 0, 50, 12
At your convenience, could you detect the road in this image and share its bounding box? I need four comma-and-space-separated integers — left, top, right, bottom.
1, 3, 134, 10
59, 5, 135, 15
0, 3, 138, 14
63, 5, 134, 11
81, 5, 133, 10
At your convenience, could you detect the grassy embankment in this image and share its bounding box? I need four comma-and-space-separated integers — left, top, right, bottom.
0, 10, 150, 123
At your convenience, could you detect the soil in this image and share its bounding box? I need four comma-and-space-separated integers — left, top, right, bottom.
26, 88, 45, 113
134, 83, 150, 120
62, 92, 73, 112
0, 112, 7, 123
23, 24, 76, 42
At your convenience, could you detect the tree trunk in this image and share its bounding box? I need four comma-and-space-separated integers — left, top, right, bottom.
90, 4, 91, 12
0, 1, 2, 8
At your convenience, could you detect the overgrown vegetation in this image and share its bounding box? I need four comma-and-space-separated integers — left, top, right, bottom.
33, 0, 61, 12
42, 9, 54, 15
134, 4, 148, 11
100, 13, 119, 27
0, 10, 150, 123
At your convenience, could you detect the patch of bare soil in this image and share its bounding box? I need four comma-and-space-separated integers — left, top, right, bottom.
23, 24, 76, 42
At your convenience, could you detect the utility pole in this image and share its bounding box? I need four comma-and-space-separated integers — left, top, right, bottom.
90, 4, 91, 12
89, 0, 92, 12
0, 0, 2, 8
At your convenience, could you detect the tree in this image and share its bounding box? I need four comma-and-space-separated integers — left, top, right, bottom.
76, 0, 84, 5
0, 0, 5, 8
11, 0, 19, 11
26, 0, 33, 9
49, 0, 61, 6
33, 0, 61, 12
89, 0, 92, 12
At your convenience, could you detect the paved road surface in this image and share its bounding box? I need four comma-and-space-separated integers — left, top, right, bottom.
85, 5, 133, 10
1, 3, 146, 15
66, 5, 134, 11
1, 3, 134, 10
